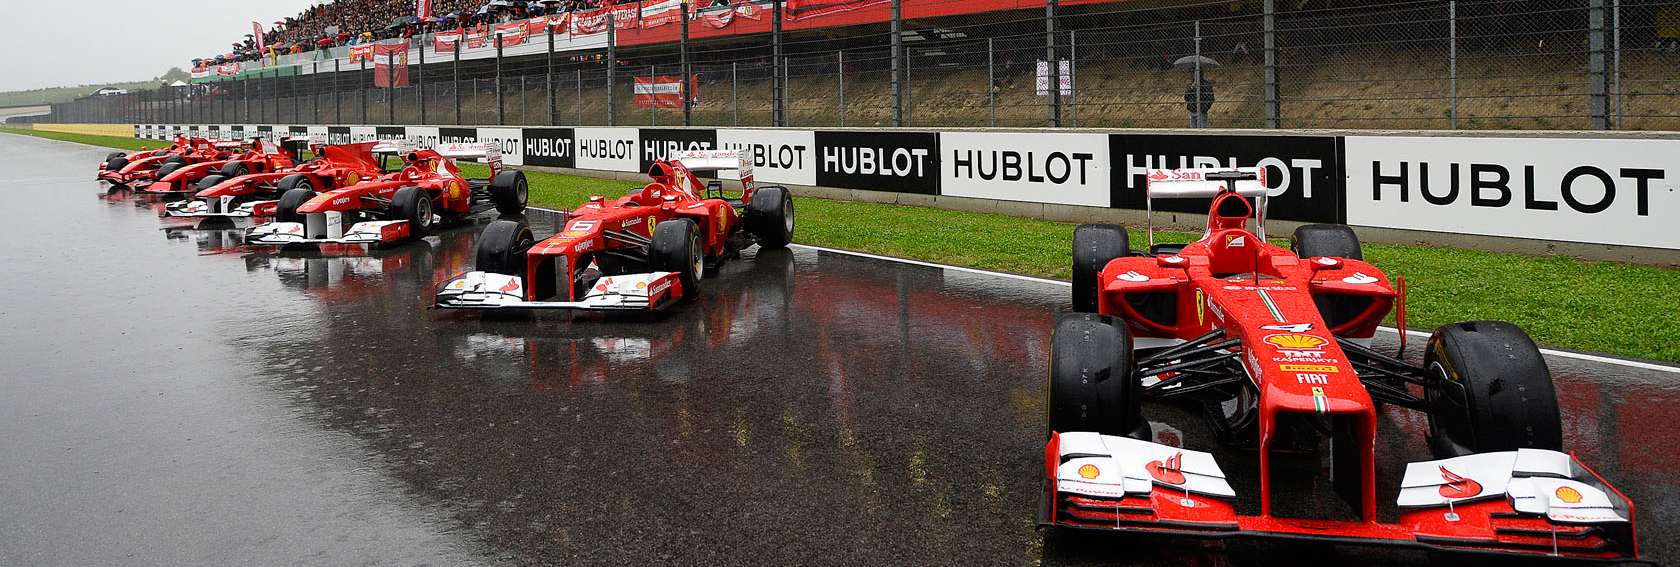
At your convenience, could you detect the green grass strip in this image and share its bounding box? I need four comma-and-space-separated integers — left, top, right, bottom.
22, 129, 1679, 363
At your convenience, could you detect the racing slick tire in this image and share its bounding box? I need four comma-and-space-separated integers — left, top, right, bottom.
650, 219, 703, 302
1423, 320, 1562, 459
276, 174, 313, 193
196, 174, 227, 191
1047, 313, 1148, 439
1291, 224, 1363, 261
220, 161, 251, 179
476, 220, 534, 277
153, 161, 184, 180
1072, 224, 1130, 313
161, 154, 187, 166
275, 187, 317, 224
103, 152, 126, 169
103, 156, 128, 171
488, 170, 529, 215
392, 186, 434, 237
747, 186, 794, 248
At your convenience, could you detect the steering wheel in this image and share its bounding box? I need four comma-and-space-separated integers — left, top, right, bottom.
400, 165, 423, 182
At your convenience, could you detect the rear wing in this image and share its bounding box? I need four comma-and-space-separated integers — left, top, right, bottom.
669, 149, 756, 199
1143, 167, 1270, 246
434, 142, 503, 175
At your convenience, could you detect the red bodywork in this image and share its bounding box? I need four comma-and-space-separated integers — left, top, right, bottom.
139, 145, 292, 195
189, 142, 387, 215
1045, 186, 1636, 560
510, 158, 748, 303
292, 147, 478, 218
98, 137, 236, 186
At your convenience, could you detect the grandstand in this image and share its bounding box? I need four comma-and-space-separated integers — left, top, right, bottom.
35, 0, 1680, 131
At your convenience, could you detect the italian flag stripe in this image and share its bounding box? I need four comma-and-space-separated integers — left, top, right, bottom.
1257, 289, 1285, 323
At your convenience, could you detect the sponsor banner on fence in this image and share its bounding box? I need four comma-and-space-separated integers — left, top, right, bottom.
633, 75, 696, 108
940, 132, 1107, 206
350, 45, 373, 64
438, 127, 477, 145
717, 129, 816, 186
572, 8, 610, 34
523, 128, 576, 169
405, 126, 441, 147
1110, 133, 1342, 223
495, 22, 529, 47
373, 41, 411, 87
1346, 136, 1679, 249
786, 0, 889, 21
814, 130, 939, 195
326, 126, 351, 144
477, 127, 524, 166
349, 126, 379, 143
375, 126, 407, 143
612, 3, 640, 29
434, 32, 460, 52
575, 127, 639, 172
697, 2, 765, 28
639, 129, 718, 174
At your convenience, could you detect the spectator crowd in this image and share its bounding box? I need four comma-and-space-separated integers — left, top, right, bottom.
196, 0, 624, 67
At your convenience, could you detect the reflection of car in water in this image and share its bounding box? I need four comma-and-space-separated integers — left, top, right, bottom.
1040, 168, 1635, 561
245, 225, 479, 304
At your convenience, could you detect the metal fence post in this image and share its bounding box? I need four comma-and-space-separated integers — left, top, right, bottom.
681, 4, 692, 126
335, 59, 342, 124
419, 39, 427, 124
496, 36, 506, 125
1589, 0, 1609, 130
313, 62, 320, 124
548, 25, 557, 126
243, 74, 252, 122
387, 57, 397, 125
773, 0, 785, 126
1613, 0, 1622, 129
1193, 21, 1203, 129
839, 51, 846, 127
987, 38, 996, 127
732, 62, 739, 126
453, 41, 461, 124
650, 65, 657, 125
1045, 0, 1060, 127
577, 68, 583, 125
1264, 0, 1278, 128
361, 59, 369, 125
1069, 30, 1077, 128
891, 0, 903, 127
1449, 0, 1457, 130
292, 67, 300, 124
607, 9, 617, 126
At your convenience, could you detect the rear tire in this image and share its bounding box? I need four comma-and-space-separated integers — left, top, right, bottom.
488, 170, 528, 215
475, 220, 534, 276
650, 219, 703, 302
1292, 224, 1362, 261
1424, 321, 1562, 459
747, 186, 794, 248
276, 174, 313, 194
275, 187, 316, 224
1072, 224, 1130, 313
220, 161, 251, 179
1047, 313, 1147, 439
392, 186, 433, 237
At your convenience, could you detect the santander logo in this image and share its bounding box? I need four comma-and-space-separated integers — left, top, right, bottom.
1147, 452, 1187, 485
1148, 170, 1169, 181
1437, 466, 1482, 499
498, 278, 520, 292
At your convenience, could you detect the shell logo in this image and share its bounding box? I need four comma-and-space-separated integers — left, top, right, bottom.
1555, 486, 1583, 503
447, 181, 461, 201
346, 172, 359, 185
1264, 334, 1327, 349
1077, 464, 1100, 479
636, 282, 647, 290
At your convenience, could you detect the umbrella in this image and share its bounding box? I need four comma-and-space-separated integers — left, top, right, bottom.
389, 16, 421, 25
323, 25, 340, 35
1172, 55, 1220, 69
489, 0, 516, 6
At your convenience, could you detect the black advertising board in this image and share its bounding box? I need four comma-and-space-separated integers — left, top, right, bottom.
813, 131, 940, 195
375, 126, 405, 140
638, 128, 717, 174
522, 128, 576, 168
288, 126, 308, 134
438, 127, 477, 144
1109, 134, 1344, 223
327, 126, 351, 144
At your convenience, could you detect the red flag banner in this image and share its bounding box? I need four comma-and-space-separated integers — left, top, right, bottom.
252, 21, 266, 53
549, 13, 570, 33
784, 0, 888, 21
698, 2, 765, 28
191, 66, 209, 79
611, 2, 640, 30
633, 75, 698, 108
350, 45, 374, 63
525, 17, 548, 36
639, 0, 683, 28
416, 0, 432, 19
217, 63, 238, 76
466, 31, 486, 48
434, 31, 460, 52
572, 8, 609, 34
495, 22, 528, 47
373, 41, 411, 87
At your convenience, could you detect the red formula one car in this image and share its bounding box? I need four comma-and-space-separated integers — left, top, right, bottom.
433, 149, 794, 311
244, 142, 527, 248
142, 136, 308, 197
165, 139, 385, 220
1040, 168, 1636, 561
97, 136, 240, 187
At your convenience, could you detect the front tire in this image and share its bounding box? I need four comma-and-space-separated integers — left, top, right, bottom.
195, 174, 227, 192
104, 156, 128, 171
1047, 313, 1147, 439
747, 186, 794, 248
1424, 321, 1562, 459
392, 186, 434, 237
488, 170, 528, 215
650, 219, 703, 302
220, 161, 251, 179
275, 187, 316, 224
1072, 224, 1130, 313
476, 219, 534, 276
152, 161, 184, 180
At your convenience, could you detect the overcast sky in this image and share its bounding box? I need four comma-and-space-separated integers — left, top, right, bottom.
0, 0, 326, 92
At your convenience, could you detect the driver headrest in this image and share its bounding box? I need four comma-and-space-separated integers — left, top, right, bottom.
1210, 191, 1252, 230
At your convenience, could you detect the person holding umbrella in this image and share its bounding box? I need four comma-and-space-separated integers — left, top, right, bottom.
1173, 55, 1219, 129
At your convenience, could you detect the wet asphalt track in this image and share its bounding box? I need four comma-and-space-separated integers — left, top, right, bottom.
2, 132, 1678, 567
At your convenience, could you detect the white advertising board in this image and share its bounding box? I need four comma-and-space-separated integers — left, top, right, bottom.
939, 132, 1109, 207
716, 129, 816, 185
476, 127, 524, 166
574, 127, 640, 173
1346, 136, 1679, 249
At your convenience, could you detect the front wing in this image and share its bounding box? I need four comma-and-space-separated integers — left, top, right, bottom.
165, 198, 278, 218
435, 271, 682, 312
246, 219, 410, 247
1040, 432, 1637, 561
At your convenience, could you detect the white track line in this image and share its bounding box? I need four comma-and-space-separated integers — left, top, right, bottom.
529, 206, 1679, 373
